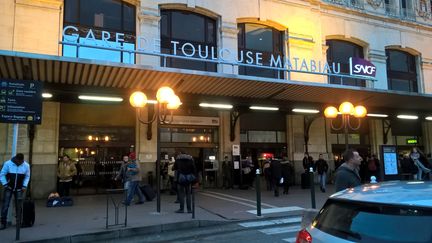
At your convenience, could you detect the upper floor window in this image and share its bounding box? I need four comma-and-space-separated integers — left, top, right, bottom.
237, 23, 284, 79
386, 49, 418, 92
161, 10, 217, 72
63, 0, 136, 64
326, 40, 365, 87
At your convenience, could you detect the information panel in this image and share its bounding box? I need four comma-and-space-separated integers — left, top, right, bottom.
382, 146, 398, 175
0, 79, 43, 124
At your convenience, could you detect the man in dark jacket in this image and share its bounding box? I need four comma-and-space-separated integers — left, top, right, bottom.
335, 149, 362, 192
281, 160, 294, 194
173, 152, 196, 213
315, 154, 328, 192
0, 153, 31, 230
270, 159, 282, 197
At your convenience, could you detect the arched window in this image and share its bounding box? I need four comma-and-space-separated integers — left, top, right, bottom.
161, 10, 217, 72
237, 23, 284, 79
386, 49, 418, 92
326, 40, 364, 87
63, 0, 136, 64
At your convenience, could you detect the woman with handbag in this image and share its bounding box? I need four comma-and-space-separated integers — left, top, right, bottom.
173, 151, 196, 213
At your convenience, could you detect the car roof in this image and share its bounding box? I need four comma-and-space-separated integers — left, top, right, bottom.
330, 181, 432, 208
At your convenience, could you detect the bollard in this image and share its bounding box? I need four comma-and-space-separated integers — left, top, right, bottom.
309, 167, 316, 209
15, 190, 23, 241
255, 169, 261, 217
191, 185, 195, 219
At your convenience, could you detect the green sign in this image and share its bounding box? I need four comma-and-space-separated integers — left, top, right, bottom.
406, 139, 418, 144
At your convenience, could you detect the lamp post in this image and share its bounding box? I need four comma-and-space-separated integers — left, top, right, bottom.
129, 87, 182, 213
324, 102, 367, 151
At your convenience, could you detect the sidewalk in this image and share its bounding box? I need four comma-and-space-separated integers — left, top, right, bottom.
0, 184, 334, 242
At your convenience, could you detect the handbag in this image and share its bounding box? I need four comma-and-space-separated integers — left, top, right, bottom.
178, 173, 196, 185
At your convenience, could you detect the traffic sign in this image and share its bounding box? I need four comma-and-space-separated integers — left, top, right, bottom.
0, 79, 43, 124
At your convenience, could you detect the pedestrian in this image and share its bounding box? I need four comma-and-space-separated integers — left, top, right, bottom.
366, 154, 380, 181
117, 153, 145, 206
270, 159, 282, 197
168, 157, 180, 203
280, 159, 294, 194
410, 147, 431, 180
302, 152, 310, 172
222, 156, 233, 189
174, 151, 196, 213
57, 154, 77, 197
0, 153, 31, 230
263, 159, 272, 191
115, 155, 131, 189
335, 149, 362, 192
400, 153, 417, 180
315, 154, 329, 192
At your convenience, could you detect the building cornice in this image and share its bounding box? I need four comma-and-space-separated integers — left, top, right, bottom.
369, 49, 387, 63
16, 0, 63, 10
422, 58, 432, 69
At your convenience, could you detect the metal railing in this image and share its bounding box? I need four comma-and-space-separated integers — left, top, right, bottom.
347, 0, 365, 10
385, 3, 400, 17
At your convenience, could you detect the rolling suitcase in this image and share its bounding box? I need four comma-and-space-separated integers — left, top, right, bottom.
301, 172, 310, 189
140, 185, 156, 201
21, 199, 35, 227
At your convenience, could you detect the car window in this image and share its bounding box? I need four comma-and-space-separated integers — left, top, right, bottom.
313, 199, 432, 243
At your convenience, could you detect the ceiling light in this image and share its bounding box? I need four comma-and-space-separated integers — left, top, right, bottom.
426, 116, 432, 121
250, 106, 279, 111
78, 95, 123, 102
199, 103, 233, 109
292, 108, 319, 114
397, 115, 418, 120
42, 93, 52, 98
367, 113, 388, 118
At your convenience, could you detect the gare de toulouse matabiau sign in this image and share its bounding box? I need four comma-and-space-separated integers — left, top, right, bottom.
62, 26, 376, 78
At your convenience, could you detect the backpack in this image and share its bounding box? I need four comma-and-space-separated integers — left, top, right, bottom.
368, 159, 377, 171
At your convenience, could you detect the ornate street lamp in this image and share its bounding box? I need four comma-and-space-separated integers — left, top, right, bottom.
324, 102, 367, 151
130, 86, 182, 213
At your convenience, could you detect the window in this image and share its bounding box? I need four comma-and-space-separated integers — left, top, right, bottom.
160, 10, 217, 72
63, 0, 136, 64
237, 23, 284, 79
386, 49, 418, 92
314, 199, 432, 242
160, 127, 218, 143
326, 40, 364, 87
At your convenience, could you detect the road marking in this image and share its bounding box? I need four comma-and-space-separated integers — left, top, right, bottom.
199, 192, 258, 208
238, 216, 302, 228
283, 237, 297, 242
201, 191, 277, 208
259, 225, 302, 235
247, 206, 304, 215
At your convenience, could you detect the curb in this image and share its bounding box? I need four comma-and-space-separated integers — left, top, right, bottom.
21, 211, 304, 243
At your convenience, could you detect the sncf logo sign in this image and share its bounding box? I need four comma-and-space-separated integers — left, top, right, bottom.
349, 57, 376, 77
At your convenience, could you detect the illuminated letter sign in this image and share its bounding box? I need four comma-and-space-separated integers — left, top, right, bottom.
349, 57, 376, 77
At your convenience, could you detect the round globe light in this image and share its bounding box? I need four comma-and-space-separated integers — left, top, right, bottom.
339, 102, 354, 115
129, 91, 147, 108
156, 87, 175, 104
324, 106, 338, 118
167, 95, 182, 110
353, 105, 367, 118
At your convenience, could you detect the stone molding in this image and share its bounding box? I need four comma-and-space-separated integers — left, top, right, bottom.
138, 7, 161, 26
221, 22, 238, 39
368, 49, 387, 63
16, 0, 63, 9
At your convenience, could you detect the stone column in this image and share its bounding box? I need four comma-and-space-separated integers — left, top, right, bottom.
220, 21, 239, 74
137, 6, 161, 66
368, 49, 388, 90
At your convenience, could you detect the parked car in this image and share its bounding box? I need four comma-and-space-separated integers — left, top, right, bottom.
296, 181, 432, 243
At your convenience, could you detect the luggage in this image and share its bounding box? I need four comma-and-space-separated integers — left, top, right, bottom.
140, 185, 156, 201
46, 196, 74, 207
21, 199, 35, 228
301, 172, 310, 189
